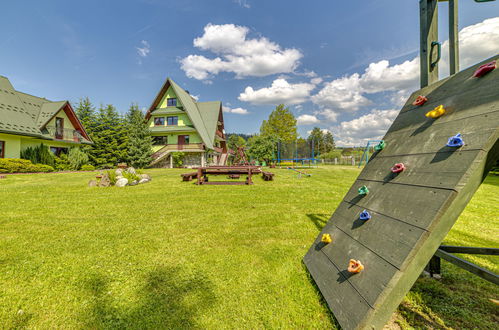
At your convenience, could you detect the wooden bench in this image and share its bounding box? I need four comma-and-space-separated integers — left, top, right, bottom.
180, 172, 197, 181
262, 171, 275, 181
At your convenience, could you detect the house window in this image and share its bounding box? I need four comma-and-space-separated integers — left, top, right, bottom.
167, 116, 178, 126
0, 141, 4, 158
179, 135, 190, 144
50, 147, 68, 157
55, 117, 64, 139
167, 98, 177, 107
154, 117, 165, 126
152, 136, 168, 145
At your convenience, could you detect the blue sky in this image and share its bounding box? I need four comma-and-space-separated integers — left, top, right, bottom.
1, 0, 498, 146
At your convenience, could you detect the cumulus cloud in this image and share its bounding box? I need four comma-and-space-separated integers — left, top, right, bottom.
238, 78, 315, 105
136, 40, 150, 57
334, 109, 399, 147
312, 17, 499, 114
234, 0, 250, 8
222, 105, 249, 115
297, 114, 319, 125
180, 24, 302, 79
316, 109, 339, 122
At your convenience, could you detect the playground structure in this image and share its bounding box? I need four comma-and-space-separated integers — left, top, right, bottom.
233, 146, 249, 166
275, 139, 319, 167
303, 1, 498, 329
287, 167, 312, 178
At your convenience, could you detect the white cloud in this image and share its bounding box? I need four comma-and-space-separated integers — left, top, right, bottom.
312, 18, 499, 114
316, 109, 339, 122
180, 24, 302, 79
234, 0, 250, 8
297, 114, 319, 125
223, 105, 249, 115
334, 109, 399, 147
136, 40, 150, 57
310, 77, 323, 85
238, 78, 315, 105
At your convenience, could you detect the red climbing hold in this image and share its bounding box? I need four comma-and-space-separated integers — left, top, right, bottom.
412, 95, 428, 106
473, 60, 496, 77
391, 163, 405, 173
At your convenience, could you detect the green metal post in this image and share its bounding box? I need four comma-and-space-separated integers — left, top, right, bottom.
420, 0, 439, 87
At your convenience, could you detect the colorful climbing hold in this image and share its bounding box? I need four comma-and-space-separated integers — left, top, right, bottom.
391, 163, 405, 173
348, 259, 364, 274
321, 233, 332, 244
425, 105, 446, 119
374, 140, 386, 151
359, 210, 371, 221
412, 95, 428, 106
358, 185, 369, 195
446, 133, 465, 147
473, 60, 496, 77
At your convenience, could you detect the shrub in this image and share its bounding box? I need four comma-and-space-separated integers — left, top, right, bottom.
80, 164, 95, 171
0, 158, 54, 173
20, 143, 55, 167
122, 170, 140, 183
171, 152, 185, 168
106, 170, 117, 185
55, 154, 70, 171
68, 147, 89, 170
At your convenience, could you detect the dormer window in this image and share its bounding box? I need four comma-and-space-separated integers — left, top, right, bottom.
167, 98, 177, 107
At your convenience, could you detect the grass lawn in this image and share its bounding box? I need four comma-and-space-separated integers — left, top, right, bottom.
0, 167, 497, 329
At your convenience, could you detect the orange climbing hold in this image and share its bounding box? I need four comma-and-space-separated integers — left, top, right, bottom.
473, 60, 496, 77
348, 259, 364, 274
426, 105, 446, 118
412, 95, 428, 106
321, 233, 332, 244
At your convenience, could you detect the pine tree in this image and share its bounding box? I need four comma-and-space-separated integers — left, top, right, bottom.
125, 103, 152, 168
75, 97, 97, 163
90, 104, 128, 167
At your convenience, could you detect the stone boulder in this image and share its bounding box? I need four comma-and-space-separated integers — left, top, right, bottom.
115, 178, 129, 187
115, 168, 123, 176
138, 178, 150, 184
129, 180, 138, 186
88, 180, 97, 187
139, 173, 151, 181
127, 167, 136, 175
98, 174, 111, 187
116, 175, 124, 180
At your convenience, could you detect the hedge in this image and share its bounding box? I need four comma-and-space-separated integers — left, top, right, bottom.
0, 158, 55, 173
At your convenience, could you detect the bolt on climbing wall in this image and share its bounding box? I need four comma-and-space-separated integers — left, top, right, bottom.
304, 55, 499, 330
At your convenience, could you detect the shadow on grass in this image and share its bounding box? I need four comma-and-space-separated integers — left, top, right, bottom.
306, 213, 330, 231
81, 266, 215, 328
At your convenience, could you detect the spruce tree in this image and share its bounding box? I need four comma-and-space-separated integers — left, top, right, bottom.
75, 97, 97, 163
125, 103, 152, 168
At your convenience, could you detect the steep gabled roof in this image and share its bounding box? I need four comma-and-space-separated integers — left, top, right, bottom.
0, 75, 92, 142
146, 78, 222, 150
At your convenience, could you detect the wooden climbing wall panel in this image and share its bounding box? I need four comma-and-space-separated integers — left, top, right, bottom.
303, 55, 499, 330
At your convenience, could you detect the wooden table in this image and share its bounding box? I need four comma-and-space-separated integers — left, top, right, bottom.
196, 166, 262, 185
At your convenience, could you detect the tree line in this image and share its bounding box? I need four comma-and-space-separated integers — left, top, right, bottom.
227, 104, 336, 163
76, 97, 152, 168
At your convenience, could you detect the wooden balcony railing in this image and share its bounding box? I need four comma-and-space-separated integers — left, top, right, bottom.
46, 128, 84, 142
215, 130, 224, 138
152, 143, 205, 159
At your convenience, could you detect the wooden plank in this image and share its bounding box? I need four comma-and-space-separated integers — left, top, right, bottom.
343, 180, 455, 229
419, 0, 439, 87
400, 54, 499, 115
326, 202, 427, 269
358, 149, 485, 191
377, 113, 498, 157
448, 0, 459, 75
319, 230, 399, 308
304, 237, 373, 330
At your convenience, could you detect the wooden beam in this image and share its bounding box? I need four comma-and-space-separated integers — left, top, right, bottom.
435, 249, 499, 285
439, 245, 499, 255
449, 0, 459, 75
420, 0, 439, 87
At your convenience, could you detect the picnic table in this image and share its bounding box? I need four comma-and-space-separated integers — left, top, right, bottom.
195, 166, 262, 185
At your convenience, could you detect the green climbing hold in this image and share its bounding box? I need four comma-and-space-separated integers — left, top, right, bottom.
374, 140, 386, 151
358, 185, 369, 195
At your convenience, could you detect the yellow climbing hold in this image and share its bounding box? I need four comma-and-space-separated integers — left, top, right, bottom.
426, 105, 446, 119
321, 233, 332, 244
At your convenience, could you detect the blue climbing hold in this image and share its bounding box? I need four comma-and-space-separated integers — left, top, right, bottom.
446, 133, 464, 147
359, 210, 371, 221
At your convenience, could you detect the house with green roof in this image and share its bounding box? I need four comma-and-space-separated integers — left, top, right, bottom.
0, 75, 92, 159
146, 78, 228, 167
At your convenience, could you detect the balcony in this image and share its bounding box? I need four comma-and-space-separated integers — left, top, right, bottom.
152, 143, 205, 159
215, 130, 224, 139
45, 128, 84, 142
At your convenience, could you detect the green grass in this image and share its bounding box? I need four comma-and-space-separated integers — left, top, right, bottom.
0, 167, 497, 329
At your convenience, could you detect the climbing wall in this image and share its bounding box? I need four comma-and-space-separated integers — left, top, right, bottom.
304, 55, 499, 330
